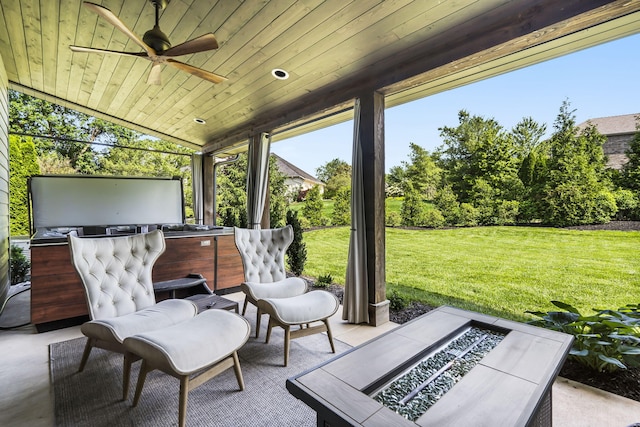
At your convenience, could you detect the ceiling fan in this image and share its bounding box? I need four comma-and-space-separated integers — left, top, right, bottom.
70, 0, 227, 85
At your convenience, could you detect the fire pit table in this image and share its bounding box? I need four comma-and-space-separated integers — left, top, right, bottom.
286, 306, 573, 427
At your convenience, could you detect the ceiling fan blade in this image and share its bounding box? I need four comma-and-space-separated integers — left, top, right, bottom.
147, 63, 162, 85
166, 59, 227, 84
163, 33, 219, 57
83, 2, 156, 56
70, 45, 147, 57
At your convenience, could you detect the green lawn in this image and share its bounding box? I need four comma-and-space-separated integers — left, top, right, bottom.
301, 226, 640, 321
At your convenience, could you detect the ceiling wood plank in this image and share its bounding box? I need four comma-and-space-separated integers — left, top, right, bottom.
3, 1, 31, 87
39, 0, 59, 94
0, 2, 19, 78
22, 1, 44, 90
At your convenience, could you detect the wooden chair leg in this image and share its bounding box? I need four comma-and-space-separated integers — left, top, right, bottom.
284, 325, 291, 367
123, 352, 133, 401
324, 319, 336, 353
78, 337, 94, 372
132, 360, 150, 407
232, 351, 245, 390
179, 375, 190, 427
265, 317, 274, 344
242, 298, 248, 315
255, 307, 262, 338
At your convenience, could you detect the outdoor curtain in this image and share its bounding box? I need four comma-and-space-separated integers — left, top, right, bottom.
246, 133, 271, 229
343, 98, 370, 324
191, 154, 203, 224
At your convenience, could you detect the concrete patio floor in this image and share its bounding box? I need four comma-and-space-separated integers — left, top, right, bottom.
1, 290, 640, 426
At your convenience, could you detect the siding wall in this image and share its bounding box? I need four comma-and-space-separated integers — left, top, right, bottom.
603, 133, 634, 170
0, 55, 10, 307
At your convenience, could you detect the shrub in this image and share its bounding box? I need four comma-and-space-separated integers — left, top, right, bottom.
386, 211, 401, 227
286, 210, 306, 276
316, 274, 333, 288
457, 203, 478, 226
613, 189, 639, 220
422, 209, 445, 228
400, 185, 426, 226
495, 200, 520, 225
526, 301, 640, 372
331, 187, 351, 226
388, 289, 408, 311
303, 185, 324, 226
434, 185, 460, 225
10, 245, 30, 285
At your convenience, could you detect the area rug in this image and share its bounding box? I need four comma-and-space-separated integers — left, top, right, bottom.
50, 312, 350, 427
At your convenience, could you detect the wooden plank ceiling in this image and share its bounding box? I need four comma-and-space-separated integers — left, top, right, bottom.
0, 0, 639, 156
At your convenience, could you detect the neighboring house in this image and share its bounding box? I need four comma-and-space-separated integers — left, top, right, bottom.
578, 113, 639, 170
272, 154, 325, 198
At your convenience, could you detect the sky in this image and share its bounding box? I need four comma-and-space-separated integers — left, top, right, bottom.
271, 33, 640, 177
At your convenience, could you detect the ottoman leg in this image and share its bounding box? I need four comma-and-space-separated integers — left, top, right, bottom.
132, 360, 150, 407
255, 307, 262, 338
179, 376, 190, 427
284, 325, 291, 367
324, 319, 336, 353
232, 351, 245, 390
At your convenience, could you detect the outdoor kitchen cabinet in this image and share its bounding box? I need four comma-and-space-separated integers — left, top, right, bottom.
30, 232, 244, 331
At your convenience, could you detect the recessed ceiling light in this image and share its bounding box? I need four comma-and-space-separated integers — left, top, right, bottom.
271, 68, 289, 80
193, 118, 206, 125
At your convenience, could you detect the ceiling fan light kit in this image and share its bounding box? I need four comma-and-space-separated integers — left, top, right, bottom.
69, 0, 226, 85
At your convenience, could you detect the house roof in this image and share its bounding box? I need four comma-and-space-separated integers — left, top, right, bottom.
578, 113, 639, 136
273, 154, 322, 185
1, 1, 639, 157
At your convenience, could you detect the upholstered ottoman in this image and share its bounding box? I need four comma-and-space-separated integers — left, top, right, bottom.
123, 309, 250, 427
257, 290, 340, 366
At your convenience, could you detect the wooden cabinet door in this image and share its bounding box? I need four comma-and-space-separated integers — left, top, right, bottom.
215, 235, 244, 291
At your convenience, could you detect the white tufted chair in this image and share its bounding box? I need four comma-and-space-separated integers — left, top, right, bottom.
68, 230, 197, 400
234, 226, 307, 337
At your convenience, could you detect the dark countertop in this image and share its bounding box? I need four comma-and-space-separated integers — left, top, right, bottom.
30, 226, 234, 246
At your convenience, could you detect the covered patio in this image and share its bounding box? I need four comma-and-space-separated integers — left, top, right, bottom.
1, 1, 640, 425
2, 290, 640, 426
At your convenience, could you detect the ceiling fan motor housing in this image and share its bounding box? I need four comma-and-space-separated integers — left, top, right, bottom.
143, 26, 171, 52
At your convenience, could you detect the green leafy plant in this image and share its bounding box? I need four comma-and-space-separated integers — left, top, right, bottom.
316, 274, 333, 288
389, 289, 408, 311
527, 301, 640, 372
10, 244, 30, 285
286, 210, 307, 276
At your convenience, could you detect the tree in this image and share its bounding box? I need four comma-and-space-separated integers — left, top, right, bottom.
331, 187, 351, 226
402, 143, 442, 199
437, 110, 525, 224
9, 90, 138, 174
9, 136, 40, 236
316, 158, 351, 199
215, 153, 289, 227
539, 101, 616, 226
400, 183, 426, 226
302, 185, 324, 225
316, 158, 350, 183
385, 165, 405, 197
512, 117, 547, 156
286, 210, 307, 276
